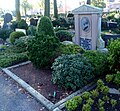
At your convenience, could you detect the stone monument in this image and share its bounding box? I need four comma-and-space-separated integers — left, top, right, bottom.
72, 4, 105, 50
3, 13, 13, 29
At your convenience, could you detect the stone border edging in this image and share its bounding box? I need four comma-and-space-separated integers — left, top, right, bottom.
1, 61, 97, 111
53, 81, 96, 110
6, 61, 31, 69
2, 68, 60, 111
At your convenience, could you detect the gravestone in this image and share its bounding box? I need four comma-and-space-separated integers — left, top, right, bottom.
3, 13, 13, 29
30, 18, 38, 26
72, 4, 105, 50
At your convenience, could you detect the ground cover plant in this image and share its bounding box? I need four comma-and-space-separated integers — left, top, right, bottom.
65, 79, 120, 111
0, 46, 28, 68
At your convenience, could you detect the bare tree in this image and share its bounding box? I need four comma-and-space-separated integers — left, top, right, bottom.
15, 0, 21, 21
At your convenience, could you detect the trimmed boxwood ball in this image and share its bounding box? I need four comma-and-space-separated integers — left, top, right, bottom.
52, 54, 94, 90
36, 16, 55, 36
9, 31, 25, 44
56, 30, 73, 42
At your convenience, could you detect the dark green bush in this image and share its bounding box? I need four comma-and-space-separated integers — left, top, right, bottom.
10, 21, 18, 31
108, 38, 120, 71
17, 19, 28, 30
57, 18, 69, 27
27, 26, 36, 36
52, 18, 69, 27
52, 19, 60, 27
58, 43, 85, 55
52, 54, 94, 90
56, 30, 73, 42
27, 34, 60, 68
14, 36, 34, 52
0, 28, 13, 40
36, 16, 55, 36
9, 31, 25, 44
83, 50, 108, 76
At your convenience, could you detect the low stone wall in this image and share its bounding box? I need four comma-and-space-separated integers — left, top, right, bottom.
104, 34, 120, 47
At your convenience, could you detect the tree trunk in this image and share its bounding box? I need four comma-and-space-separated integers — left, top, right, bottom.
87, 0, 91, 5
54, 0, 58, 19
44, 0, 50, 17
15, 0, 21, 21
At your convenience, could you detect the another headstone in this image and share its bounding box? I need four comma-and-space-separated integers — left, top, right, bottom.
72, 4, 105, 50
30, 18, 38, 26
3, 13, 13, 29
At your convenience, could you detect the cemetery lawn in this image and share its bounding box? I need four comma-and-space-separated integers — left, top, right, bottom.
10, 62, 74, 103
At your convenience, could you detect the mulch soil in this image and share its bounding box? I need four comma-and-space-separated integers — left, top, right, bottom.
10, 63, 73, 103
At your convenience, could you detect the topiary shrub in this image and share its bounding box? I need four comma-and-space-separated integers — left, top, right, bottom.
9, 31, 25, 44
108, 38, 120, 71
17, 19, 28, 30
52, 54, 94, 90
56, 30, 73, 42
83, 50, 109, 76
27, 34, 60, 68
36, 16, 55, 36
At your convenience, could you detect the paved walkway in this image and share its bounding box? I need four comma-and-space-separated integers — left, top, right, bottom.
0, 70, 48, 111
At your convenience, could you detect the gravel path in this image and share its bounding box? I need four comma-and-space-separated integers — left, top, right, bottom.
0, 70, 48, 111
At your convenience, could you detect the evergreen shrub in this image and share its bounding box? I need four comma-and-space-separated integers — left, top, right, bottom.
52, 54, 94, 90
56, 30, 73, 42
9, 31, 25, 44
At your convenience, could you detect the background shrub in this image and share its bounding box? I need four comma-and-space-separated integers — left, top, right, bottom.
83, 50, 109, 76
36, 16, 55, 36
0, 28, 13, 40
56, 30, 73, 42
27, 34, 60, 68
58, 43, 85, 55
10, 21, 18, 31
108, 38, 120, 71
52, 18, 68, 27
14, 36, 34, 52
52, 54, 94, 90
27, 26, 36, 36
17, 19, 28, 30
9, 31, 25, 44
54, 27, 67, 32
